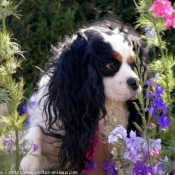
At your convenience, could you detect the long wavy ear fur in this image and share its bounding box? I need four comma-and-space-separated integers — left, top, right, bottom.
43, 31, 107, 170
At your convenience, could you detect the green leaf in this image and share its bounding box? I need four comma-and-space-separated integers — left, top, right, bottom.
133, 122, 142, 132
137, 92, 143, 103
144, 71, 148, 81
146, 97, 150, 108
142, 117, 147, 126
141, 66, 144, 74
152, 126, 157, 137
133, 102, 140, 112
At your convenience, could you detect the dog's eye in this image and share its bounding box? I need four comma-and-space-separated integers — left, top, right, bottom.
101, 61, 120, 76
106, 62, 118, 69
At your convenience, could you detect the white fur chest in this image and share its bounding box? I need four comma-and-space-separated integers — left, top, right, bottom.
100, 101, 130, 135
112, 102, 130, 128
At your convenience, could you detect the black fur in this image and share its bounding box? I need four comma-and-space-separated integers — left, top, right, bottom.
43, 28, 109, 170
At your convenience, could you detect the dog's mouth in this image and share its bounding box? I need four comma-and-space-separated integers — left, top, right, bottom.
130, 85, 141, 100
130, 91, 138, 100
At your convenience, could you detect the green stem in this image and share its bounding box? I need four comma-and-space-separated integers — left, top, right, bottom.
145, 133, 154, 174
2, 17, 6, 33
15, 130, 19, 171
133, 0, 139, 10
153, 21, 172, 119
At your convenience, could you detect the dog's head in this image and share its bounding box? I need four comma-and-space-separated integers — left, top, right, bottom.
44, 20, 149, 171
100, 30, 139, 102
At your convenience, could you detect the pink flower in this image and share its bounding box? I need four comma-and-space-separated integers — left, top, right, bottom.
165, 12, 175, 28
149, 0, 174, 18
150, 150, 160, 157
149, 0, 175, 28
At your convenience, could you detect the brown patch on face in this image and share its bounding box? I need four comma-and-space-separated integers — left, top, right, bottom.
127, 53, 136, 64
113, 51, 122, 62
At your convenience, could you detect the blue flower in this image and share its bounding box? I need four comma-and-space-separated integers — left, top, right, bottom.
147, 84, 169, 128
161, 103, 169, 114
145, 79, 155, 86
103, 161, 118, 175
29, 101, 36, 108
154, 157, 168, 175
152, 105, 158, 117
157, 114, 170, 128
132, 161, 151, 175
23, 101, 36, 114
147, 91, 154, 98
155, 85, 164, 96
3, 138, 14, 154
172, 161, 175, 173
149, 139, 161, 156
3, 138, 9, 146
144, 26, 155, 38
23, 106, 28, 114
85, 160, 97, 172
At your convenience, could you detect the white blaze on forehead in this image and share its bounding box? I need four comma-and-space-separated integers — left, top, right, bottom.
102, 31, 139, 103
101, 33, 133, 62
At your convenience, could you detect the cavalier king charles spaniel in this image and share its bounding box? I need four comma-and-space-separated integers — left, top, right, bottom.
20, 20, 149, 174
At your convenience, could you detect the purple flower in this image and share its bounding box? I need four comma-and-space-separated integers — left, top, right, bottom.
145, 79, 155, 86
161, 103, 169, 114
23, 101, 36, 114
157, 114, 170, 128
33, 143, 39, 152
132, 161, 152, 175
144, 26, 155, 38
84, 160, 97, 172
124, 131, 145, 162
23, 106, 28, 114
172, 161, 175, 173
125, 131, 144, 150
103, 160, 118, 175
154, 157, 168, 175
152, 105, 158, 117
3, 138, 14, 154
108, 125, 127, 143
147, 91, 154, 99
149, 139, 161, 156
155, 85, 164, 96
3, 138, 9, 146
153, 96, 164, 108
29, 101, 36, 108
25, 118, 30, 128
147, 84, 169, 128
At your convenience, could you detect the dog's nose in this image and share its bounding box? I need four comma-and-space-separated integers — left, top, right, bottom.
127, 78, 138, 90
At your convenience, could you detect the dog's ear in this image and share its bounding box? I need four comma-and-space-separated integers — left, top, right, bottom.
43, 31, 106, 170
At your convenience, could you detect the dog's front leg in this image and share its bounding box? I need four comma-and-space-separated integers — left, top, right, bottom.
20, 126, 44, 171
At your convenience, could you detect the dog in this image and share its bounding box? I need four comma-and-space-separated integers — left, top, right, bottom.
20, 20, 149, 174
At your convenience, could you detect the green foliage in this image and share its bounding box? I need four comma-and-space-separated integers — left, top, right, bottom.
0, 0, 175, 172
135, 0, 167, 49
150, 55, 175, 94
6, 0, 138, 97
134, 0, 175, 169
0, 0, 26, 171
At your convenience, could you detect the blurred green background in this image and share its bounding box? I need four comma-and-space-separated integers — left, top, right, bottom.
6, 0, 175, 97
